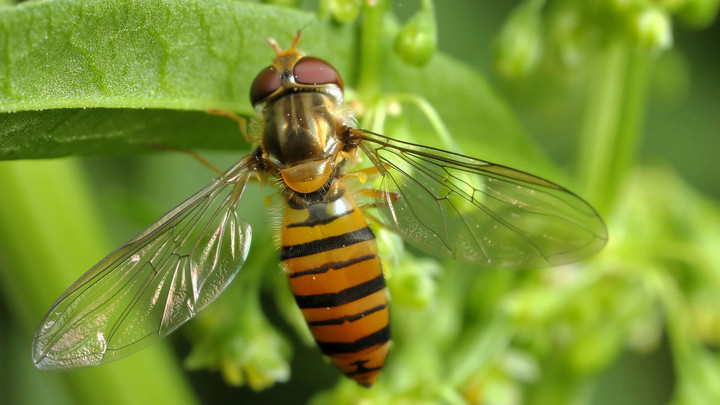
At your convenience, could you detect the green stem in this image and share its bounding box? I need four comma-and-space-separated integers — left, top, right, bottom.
356, 0, 389, 98
656, 272, 720, 403
608, 49, 650, 197
421, 0, 434, 12
447, 317, 513, 386
0, 159, 197, 405
366, 97, 388, 133
389, 93, 459, 151
577, 38, 650, 215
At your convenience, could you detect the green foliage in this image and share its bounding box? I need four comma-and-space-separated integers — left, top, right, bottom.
0, 0, 354, 158
183, 249, 292, 390
1, 0, 719, 404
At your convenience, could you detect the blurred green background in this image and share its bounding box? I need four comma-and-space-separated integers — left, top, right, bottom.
1, 0, 719, 404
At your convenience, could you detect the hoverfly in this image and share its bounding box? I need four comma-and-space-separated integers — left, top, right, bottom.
32, 33, 607, 388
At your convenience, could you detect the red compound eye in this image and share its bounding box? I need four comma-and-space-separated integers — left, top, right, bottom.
250, 66, 282, 105
293, 57, 343, 90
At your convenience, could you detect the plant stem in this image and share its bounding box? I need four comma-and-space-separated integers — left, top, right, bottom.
447, 317, 513, 386
356, 0, 390, 98
608, 49, 650, 198
658, 272, 720, 403
577, 37, 650, 215
389, 93, 459, 151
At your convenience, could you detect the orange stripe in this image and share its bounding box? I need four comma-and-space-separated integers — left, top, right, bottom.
300, 286, 387, 323
282, 240, 379, 276
287, 252, 381, 295
309, 308, 389, 342
283, 209, 366, 244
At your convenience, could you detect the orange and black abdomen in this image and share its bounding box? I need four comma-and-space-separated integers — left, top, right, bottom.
280, 183, 390, 387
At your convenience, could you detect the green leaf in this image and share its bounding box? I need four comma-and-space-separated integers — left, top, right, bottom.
0, 0, 355, 158
1, 109, 248, 158
0, 0, 355, 112
0, 0, 552, 180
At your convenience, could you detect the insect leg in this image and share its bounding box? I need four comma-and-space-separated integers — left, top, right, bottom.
355, 188, 401, 204
147, 144, 223, 174
342, 164, 390, 184
207, 109, 251, 144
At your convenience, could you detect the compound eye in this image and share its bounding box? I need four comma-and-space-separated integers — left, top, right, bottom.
250, 66, 282, 105
293, 57, 343, 90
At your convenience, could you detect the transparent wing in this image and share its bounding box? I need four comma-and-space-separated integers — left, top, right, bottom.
353, 130, 608, 268
32, 156, 257, 370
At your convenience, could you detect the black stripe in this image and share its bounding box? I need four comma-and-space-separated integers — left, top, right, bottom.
294, 274, 385, 308
316, 325, 391, 355
286, 208, 354, 228
307, 304, 386, 326
280, 227, 375, 260
289, 254, 376, 279
286, 184, 346, 209
346, 359, 382, 377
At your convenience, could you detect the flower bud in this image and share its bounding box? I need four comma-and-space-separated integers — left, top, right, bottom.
634, 7, 673, 53
329, 0, 360, 24
567, 329, 622, 374
678, 0, 719, 28
389, 256, 439, 308
184, 288, 291, 390
394, 4, 438, 66
495, 0, 544, 78
501, 287, 565, 325
549, 7, 585, 68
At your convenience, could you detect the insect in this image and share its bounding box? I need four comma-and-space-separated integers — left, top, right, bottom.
32, 33, 607, 388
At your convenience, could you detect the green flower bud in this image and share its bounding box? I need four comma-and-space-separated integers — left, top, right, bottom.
389, 255, 439, 308
690, 292, 720, 345
501, 287, 565, 325
495, 0, 544, 78
235, 330, 292, 390
329, 0, 361, 24
394, 4, 438, 66
375, 226, 405, 270
501, 350, 540, 382
463, 365, 524, 405
634, 7, 674, 53
549, 7, 585, 68
567, 329, 622, 374
184, 288, 291, 390
678, 0, 720, 28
